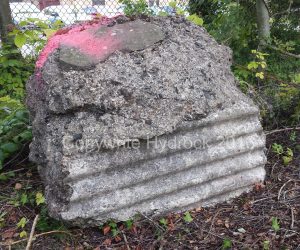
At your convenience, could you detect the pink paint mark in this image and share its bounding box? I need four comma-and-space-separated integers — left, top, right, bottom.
35, 17, 121, 70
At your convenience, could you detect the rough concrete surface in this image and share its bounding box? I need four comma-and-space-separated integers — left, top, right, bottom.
26, 16, 266, 226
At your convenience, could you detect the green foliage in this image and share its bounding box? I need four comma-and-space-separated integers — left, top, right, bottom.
9, 19, 62, 56
187, 14, 203, 26
159, 217, 168, 226
37, 206, 67, 232
247, 50, 268, 79
124, 219, 134, 229
119, 0, 151, 16
0, 212, 7, 228
222, 238, 232, 249
108, 220, 119, 237
17, 217, 27, 228
183, 211, 193, 223
271, 217, 280, 232
263, 240, 270, 250
0, 96, 32, 174
119, 0, 203, 26
0, 44, 34, 99
35, 192, 46, 205
272, 143, 284, 155
0, 19, 60, 100
282, 147, 293, 166
272, 143, 294, 165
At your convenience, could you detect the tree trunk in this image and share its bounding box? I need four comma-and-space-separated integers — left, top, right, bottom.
256, 0, 270, 46
0, 0, 13, 43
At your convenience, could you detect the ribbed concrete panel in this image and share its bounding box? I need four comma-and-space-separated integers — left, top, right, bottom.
27, 17, 267, 226
54, 105, 266, 223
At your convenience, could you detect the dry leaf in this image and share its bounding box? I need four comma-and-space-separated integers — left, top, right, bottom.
216, 219, 223, 225
15, 183, 22, 190
114, 235, 122, 242
195, 207, 203, 212
103, 238, 112, 246
254, 182, 265, 191
224, 219, 230, 228
103, 225, 111, 235
2, 228, 16, 239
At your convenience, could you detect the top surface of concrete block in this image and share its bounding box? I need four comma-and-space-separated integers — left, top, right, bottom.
59, 20, 165, 69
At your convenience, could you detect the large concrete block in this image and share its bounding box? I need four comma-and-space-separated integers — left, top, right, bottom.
26, 16, 266, 226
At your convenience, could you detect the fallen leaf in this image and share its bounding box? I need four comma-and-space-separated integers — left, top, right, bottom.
243, 202, 252, 211
254, 182, 265, 191
238, 228, 246, 233
168, 218, 175, 231
205, 217, 212, 223
224, 219, 230, 228
103, 238, 112, 246
103, 225, 111, 235
195, 207, 203, 212
2, 228, 15, 239
216, 219, 223, 225
15, 183, 22, 190
114, 235, 122, 242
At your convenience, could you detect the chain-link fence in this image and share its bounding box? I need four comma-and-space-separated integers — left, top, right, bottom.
9, 0, 188, 26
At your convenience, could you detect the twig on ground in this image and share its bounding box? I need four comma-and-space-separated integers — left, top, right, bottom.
278, 179, 293, 201
25, 214, 39, 250
266, 127, 300, 135
1, 230, 72, 247
139, 213, 165, 232
290, 207, 295, 229
121, 230, 131, 250
251, 195, 276, 204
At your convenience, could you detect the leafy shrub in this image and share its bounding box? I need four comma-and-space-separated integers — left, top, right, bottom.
119, 0, 152, 16
0, 96, 32, 171
0, 43, 34, 100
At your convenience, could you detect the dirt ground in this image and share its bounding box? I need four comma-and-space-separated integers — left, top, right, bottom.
0, 130, 299, 250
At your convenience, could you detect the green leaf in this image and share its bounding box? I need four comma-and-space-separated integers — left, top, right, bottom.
286, 148, 293, 157
14, 34, 27, 48
187, 14, 204, 26
0, 150, 4, 162
0, 174, 8, 181
19, 230, 27, 238
36, 192, 45, 205
272, 143, 284, 155
183, 211, 193, 223
158, 11, 168, 16
247, 61, 258, 70
43, 29, 56, 38
271, 217, 280, 232
169, 1, 177, 8
159, 218, 168, 226
20, 193, 28, 205
222, 238, 232, 249
124, 219, 133, 229
1, 142, 19, 154
282, 156, 292, 165
263, 240, 270, 250
255, 72, 264, 79
17, 217, 27, 228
